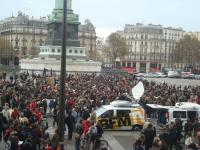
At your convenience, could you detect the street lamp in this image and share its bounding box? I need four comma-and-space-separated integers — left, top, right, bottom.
58, 0, 67, 149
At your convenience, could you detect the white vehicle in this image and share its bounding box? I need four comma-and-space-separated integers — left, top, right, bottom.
181, 72, 195, 79
195, 74, 200, 80
155, 72, 167, 78
168, 71, 181, 78
147, 102, 200, 126
96, 101, 145, 130
144, 72, 158, 78
144, 72, 166, 78
96, 81, 145, 130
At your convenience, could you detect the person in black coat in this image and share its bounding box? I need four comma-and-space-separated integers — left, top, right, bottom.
134, 137, 144, 150
159, 126, 170, 146
0, 112, 8, 141
143, 123, 156, 150
65, 111, 74, 140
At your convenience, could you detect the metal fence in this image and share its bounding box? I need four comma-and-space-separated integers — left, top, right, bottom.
0, 65, 129, 76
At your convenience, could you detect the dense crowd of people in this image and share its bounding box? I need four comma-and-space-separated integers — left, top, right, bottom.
134, 115, 200, 150
1, 71, 200, 150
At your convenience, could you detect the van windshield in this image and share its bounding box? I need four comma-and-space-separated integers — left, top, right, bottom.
96, 107, 107, 118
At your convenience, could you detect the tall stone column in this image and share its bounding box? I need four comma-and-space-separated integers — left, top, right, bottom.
67, 0, 72, 10
55, 0, 72, 10
55, 0, 63, 9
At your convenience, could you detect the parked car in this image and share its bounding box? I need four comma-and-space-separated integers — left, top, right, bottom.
144, 72, 166, 78
181, 72, 195, 79
194, 74, 200, 80
168, 71, 181, 78
135, 73, 145, 77
155, 72, 167, 78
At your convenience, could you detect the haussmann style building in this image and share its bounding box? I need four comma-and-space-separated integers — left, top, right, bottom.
0, 12, 48, 65
114, 23, 185, 73
0, 10, 97, 67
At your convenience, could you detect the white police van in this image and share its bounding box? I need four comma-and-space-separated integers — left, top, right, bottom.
147, 102, 200, 126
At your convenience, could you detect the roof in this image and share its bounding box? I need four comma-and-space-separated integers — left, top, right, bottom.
147, 104, 170, 109
103, 104, 142, 110
176, 102, 200, 110
147, 102, 200, 111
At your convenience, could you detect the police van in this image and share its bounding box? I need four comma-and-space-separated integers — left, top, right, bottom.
96, 100, 145, 130
147, 102, 200, 126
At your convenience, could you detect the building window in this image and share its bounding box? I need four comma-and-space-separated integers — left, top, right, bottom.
52, 49, 55, 53
80, 50, 83, 54
58, 49, 61, 53
127, 62, 131, 67
117, 110, 131, 118
69, 49, 72, 53
75, 50, 78, 53
122, 62, 126, 67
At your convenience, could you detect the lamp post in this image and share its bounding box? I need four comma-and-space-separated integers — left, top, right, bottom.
58, 0, 67, 149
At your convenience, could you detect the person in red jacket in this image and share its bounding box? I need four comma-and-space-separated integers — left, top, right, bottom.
11, 108, 20, 120
36, 110, 43, 125
30, 101, 37, 111
82, 119, 91, 135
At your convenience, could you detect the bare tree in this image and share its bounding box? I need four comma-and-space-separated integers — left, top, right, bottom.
174, 35, 200, 68
106, 33, 128, 62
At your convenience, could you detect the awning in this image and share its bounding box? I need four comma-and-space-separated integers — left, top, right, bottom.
150, 68, 160, 72
120, 67, 136, 73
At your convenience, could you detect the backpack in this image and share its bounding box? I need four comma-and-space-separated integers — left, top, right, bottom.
49, 100, 55, 108
10, 136, 19, 150
96, 124, 104, 136
90, 125, 97, 139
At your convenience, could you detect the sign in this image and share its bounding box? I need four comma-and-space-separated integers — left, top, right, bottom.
47, 77, 55, 86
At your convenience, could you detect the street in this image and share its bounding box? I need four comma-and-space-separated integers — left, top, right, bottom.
144, 77, 200, 87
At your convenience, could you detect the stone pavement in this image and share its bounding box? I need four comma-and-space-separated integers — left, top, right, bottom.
47, 126, 75, 150
47, 126, 111, 150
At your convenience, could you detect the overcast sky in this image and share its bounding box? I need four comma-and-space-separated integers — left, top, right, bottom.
1, 0, 200, 38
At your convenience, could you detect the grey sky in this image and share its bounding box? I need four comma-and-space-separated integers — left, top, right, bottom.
1, 0, 200, 38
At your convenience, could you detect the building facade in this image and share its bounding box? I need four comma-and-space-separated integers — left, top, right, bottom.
187, 32, 200, 41
79, 19, 97, 59
0, 12, 97, 66
163, 27, 185, 68
0, 11, 48, 61
112, 23, 185, 72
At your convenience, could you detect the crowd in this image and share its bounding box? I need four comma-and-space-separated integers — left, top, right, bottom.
0, 71, 200, 150
134, 115, 200, 150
